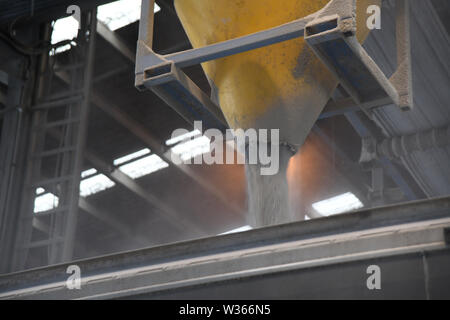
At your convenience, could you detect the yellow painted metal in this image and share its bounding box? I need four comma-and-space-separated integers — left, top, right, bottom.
174, 0, 380, 147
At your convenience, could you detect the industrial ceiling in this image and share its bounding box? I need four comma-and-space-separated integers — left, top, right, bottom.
0, 0, 448, 270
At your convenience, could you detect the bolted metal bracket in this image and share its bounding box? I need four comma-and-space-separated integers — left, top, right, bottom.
305, 0, 413, 113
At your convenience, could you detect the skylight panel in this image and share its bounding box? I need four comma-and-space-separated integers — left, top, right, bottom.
113, 148, 151, 166
51, 0, 161, 54
171, 136, 211, 162
34, 171, 115, 211
312, 192, 363, 216
118, 154, 169, 179
97, 0, 161, 31
51, 16, 78, 54
79, 174, 116, 197
166, 129, 202, 146
34, 192, 59, 213
81, 168, 98, 179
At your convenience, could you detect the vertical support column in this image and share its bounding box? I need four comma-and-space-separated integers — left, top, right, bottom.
10, 23, 53, 271
62, 9, 98, 262
0, 59, 30, 273
139, 0, 155, 48
135, 0, 158, 87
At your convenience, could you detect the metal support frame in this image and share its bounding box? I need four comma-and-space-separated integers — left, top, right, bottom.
135, 0, 413, 131
1, 195, 449, 299
61, 9, 97, 261
9, 9, 98, 272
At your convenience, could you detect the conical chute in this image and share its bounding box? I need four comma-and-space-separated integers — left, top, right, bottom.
174, 0, 379, 150
174, 0, 380, 227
